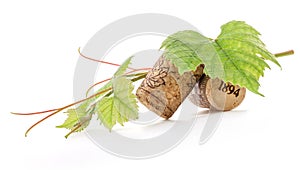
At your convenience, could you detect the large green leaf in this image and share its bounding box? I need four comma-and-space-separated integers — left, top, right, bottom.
160, 30, 222, 75
213, 21, 280, 95
161, 21, 281, 95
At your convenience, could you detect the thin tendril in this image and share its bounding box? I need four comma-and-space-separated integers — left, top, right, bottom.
11, 108, 59, 115
23, 88, 112, 137
85, 78, 111, 97
14, 48, 154, 137
78, 47, 152, 71
78, 47, 141, 70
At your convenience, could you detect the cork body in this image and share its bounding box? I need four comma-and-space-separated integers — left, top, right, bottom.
136, 56, 204, 119
189, 74, 246, 111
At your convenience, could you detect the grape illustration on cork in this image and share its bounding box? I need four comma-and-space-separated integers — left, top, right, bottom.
12, 21, 294, 138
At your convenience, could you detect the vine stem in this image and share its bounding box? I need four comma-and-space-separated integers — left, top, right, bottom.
14, 47, 294, 137
85, 68, 151, 96
12, 71, 148, 137
12, 47, 151, 137
274, 50, 294, 57
22, 88, 112, 137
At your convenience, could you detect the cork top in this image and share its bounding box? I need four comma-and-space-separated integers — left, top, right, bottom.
204, 77, 246, 111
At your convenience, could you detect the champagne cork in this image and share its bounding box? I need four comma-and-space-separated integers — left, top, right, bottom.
189, 74, 246, 111
136, 56, 204, 119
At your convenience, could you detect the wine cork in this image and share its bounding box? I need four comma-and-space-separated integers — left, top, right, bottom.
136, 56, 204, 119
189, 74, 211, 108
189, 74, 246, 111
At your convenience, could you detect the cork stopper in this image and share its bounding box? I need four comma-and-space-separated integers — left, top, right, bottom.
188, 74, 210, 108
136, 55, 204, 119
189, 75, 246, 111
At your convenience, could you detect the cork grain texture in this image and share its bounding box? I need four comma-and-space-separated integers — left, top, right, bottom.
206, 78, 246, 111
136, 56, 204, 119
189, 75, 246, 111
189, 74, 211, 108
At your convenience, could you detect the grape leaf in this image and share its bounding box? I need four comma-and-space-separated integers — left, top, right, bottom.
96, 97, 127, 130
86, 56, 133, 109
57, 56, 136, 134
160, 30, 220, 75
161, 20, 280, 95
96, 76, 138, 130
56, 101, 92, 132
213, 21, 280, 95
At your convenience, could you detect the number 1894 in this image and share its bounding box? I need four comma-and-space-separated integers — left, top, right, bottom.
218, 81, 240, 97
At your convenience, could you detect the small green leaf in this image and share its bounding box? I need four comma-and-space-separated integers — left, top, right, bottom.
96, 77, 138, 130
86, 57, 133, 110
56, 102, 92, 132
57, 57, 137, 134
96, 97, 118, 129
96, 97, 128, 129
112, 77, 138, 119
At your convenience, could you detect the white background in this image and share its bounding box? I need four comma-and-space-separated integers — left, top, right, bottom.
1, 0, 299, 169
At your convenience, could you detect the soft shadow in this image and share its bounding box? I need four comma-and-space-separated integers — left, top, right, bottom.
197, 109, 210, 115
225, 109, 248, 114
114, 119, 177, 132
196, 109, 247, 117
111, 110, 248, 132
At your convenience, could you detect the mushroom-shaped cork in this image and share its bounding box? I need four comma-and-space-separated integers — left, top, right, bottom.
189, 74, 246, 111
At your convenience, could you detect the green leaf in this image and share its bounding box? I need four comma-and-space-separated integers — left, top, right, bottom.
85, 56, 133, 97
161, 21, 281, 95
56, 101, 92, 132
213, 20, 280, 95
90, 56, 133, 97
86, 56, 133, 108
161, 30, 219, 75
96, 76, 138, 130
112, 77, 138, 119
96, 97, 128, 129
56, 57, 136, 135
